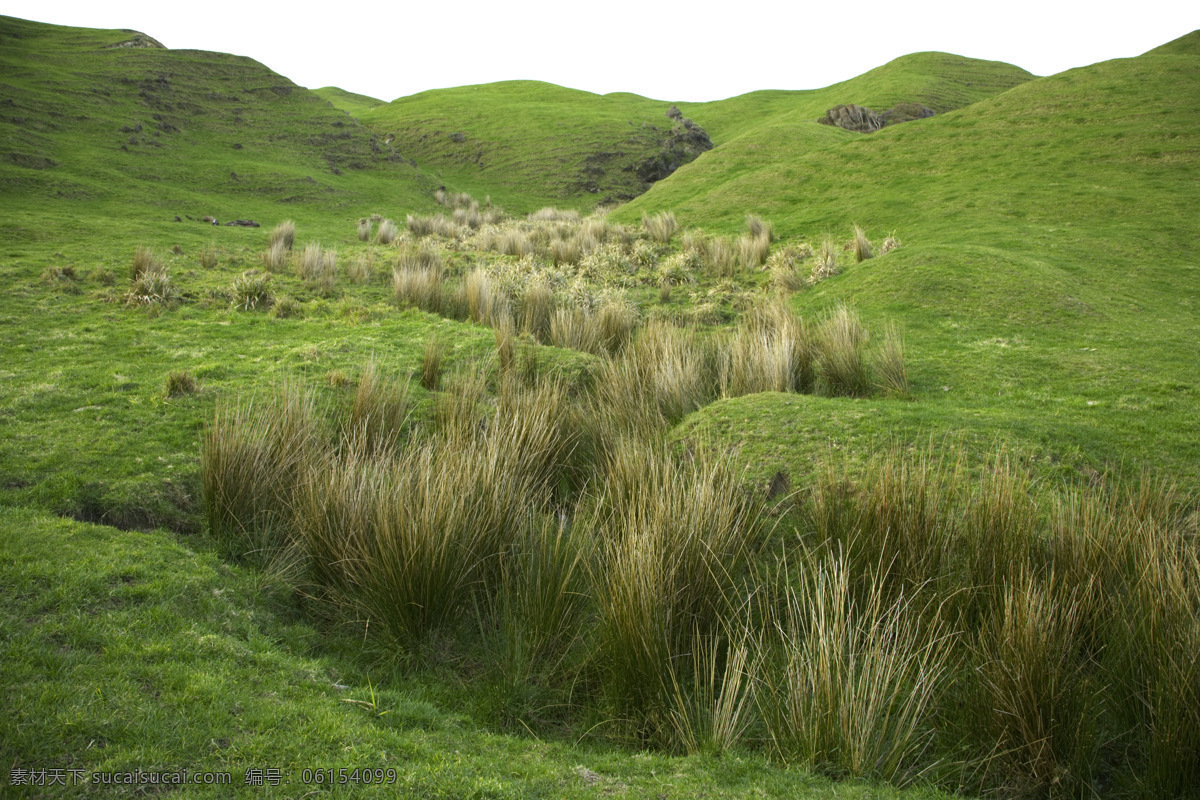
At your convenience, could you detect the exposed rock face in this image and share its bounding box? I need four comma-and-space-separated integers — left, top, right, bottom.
106, 32, 166, 49
819, 104, 884, 133
633, 112, 714, 183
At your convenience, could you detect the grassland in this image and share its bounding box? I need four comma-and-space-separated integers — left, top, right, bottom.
2, 14, 1198, 799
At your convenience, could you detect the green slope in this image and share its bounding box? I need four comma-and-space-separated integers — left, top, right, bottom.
631, 43, 1200, 486
313, 85, 385, 117
681, 51, 1035, 144
360, 80, 710, 209
0, 15, 434, 238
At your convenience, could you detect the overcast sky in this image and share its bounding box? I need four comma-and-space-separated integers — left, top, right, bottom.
5, 1, 1195, 103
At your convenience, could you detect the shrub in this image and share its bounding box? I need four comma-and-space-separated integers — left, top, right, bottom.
164, 369, 199, 398
230, 270, 274, 311
643, 211, 679, 243
852, 224, 874, 263
268, 219, 295, 251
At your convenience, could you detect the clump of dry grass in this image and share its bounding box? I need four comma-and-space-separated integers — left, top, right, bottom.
126, 247, 176, 306
745, 214, 774, 242
376, 218, 400, 245
706, 237, 738, 277
529, 207, 580, 222
347, 358, 411, 454
737, 231, 771, 269
720, 298, 814, 396
230, 269, 274, 311
357, 218, 372, 242
643, 211, 679, 243
421, 336, 444, 391
295, 243, 338, 290
345, 252, 373, 284
164, 369, 199, 398
816, 304, 870, 396
810, 235, 839, 283
407, 213, 460, 239
520, 277, 556, 342
494, 313, 516, 373
393, 245, 444, 314
262, 241, 290, 272
880, 231, 901, 255
497, 229, 534, 258
269, 219, 295, 251
766, 245, 808, 293
874, 323, 909, 397
852, 224, 874, 263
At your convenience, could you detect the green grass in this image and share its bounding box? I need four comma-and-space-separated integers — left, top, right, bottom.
313, 85, 386, 117
0, 507, 958, 799
2, 12, 1198, 799
620, 37, 1200, 488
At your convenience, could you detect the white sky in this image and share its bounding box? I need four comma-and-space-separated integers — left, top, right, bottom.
4, 1, 1195, 103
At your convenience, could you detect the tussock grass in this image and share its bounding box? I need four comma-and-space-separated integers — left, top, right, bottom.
268, 219, 295, 251
164, 369, 199, 398
643, 210, 678, 243
737, 231, 771, 269
596, 298, 638, 355
393, 256, 444, 314
548, 306, 602, 355
874, 323, 909, 396
745, 214, 774, 242
347, 358, 411, 454
421, 336, 444, 391
295, 243, 338, 290
852, 224, 874, 262
199, 242, 218, 268
465, 269, 490, 323
230, 269, 274, 311
810, 235, 839, 283
520, 277, 555, 342
262, 240, 290, 272
125, 252, 176, 307
131, 245, 160, 281
494, 312, 516, 373
589, 439, 764, 733
269, 295, 302, 319
497, 229, 535, 258
816, 304, 871, 396
758, 550, 951, 782
720, 298, 814, 396
550, 237, 583, 266
705, 236, 738, 277
766, 245, 808, 293
356, 218, 372, 241
376, 218, 399, 244
407, 213, 460, 239
345, 252, 373, 284
200, 382, 316, 561
880, 231, 901, 255
529, 207, 580, 222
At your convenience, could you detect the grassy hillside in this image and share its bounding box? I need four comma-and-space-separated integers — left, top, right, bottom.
681, 51, 1034, 144
3, 14, 1199, 799
356, 55, 1030, 210
313, 85, 385, 117
0, 13, 437, 242
617, 41, 1200, 488
361, 80, 710, 209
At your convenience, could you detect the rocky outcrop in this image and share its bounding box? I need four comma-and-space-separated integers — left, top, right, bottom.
819, 104, 884, 133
